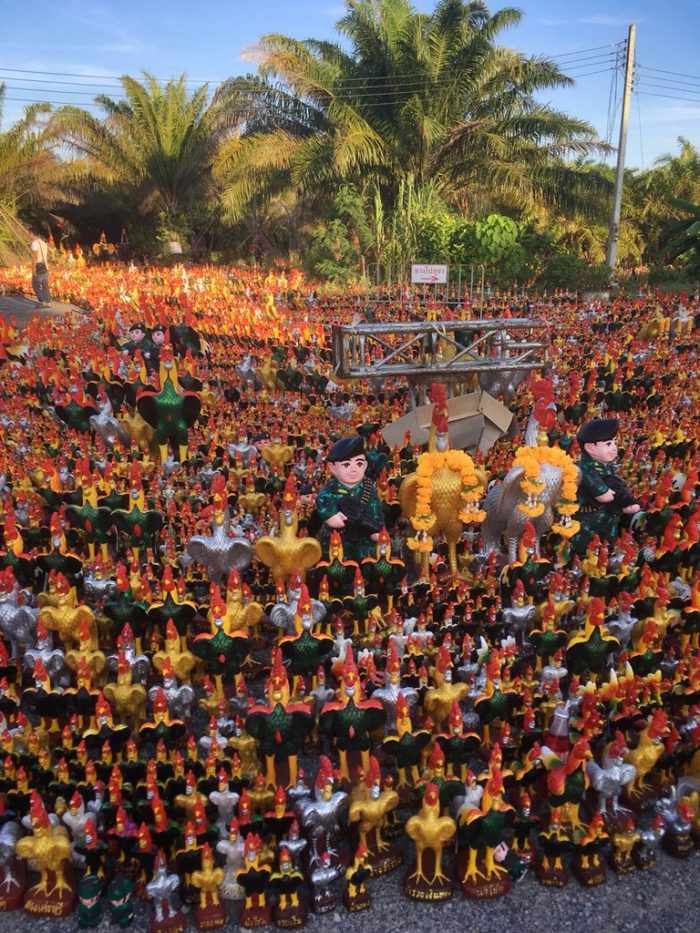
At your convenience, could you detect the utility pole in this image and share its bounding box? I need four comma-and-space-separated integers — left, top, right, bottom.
606, 24, 636, 269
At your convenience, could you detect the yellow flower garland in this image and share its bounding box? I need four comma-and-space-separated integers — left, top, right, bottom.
408, 448, 486, 553
512, 445, 580, 538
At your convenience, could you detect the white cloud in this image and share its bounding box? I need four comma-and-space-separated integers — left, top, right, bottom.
579, 14, 644, 26
239, 44, 266, 64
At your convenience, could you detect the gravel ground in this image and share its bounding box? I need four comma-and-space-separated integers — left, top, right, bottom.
0, 846, 696, 933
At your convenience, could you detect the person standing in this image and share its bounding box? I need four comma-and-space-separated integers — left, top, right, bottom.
30, 233, 51, 307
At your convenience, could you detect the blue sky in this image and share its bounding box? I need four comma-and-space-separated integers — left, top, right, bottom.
1, 0, 699, 169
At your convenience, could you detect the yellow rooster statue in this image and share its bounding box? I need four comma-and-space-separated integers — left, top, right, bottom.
16, 792, 75, 915
399, 384, 485, 576
254, 473, 321, 584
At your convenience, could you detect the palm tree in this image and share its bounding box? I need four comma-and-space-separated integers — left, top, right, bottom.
215, 0, 610, 223
0, 84, 59, 264
664, 198, 700, 279
634, 138, 700, 262
52, 73, 233, 249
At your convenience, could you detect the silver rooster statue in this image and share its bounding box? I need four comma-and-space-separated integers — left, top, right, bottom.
0, 571, 38, 658
22, 621, 65, 683
655, 776, 700, 833
587, 731, 637, 814
480, 383, 577, 563
82, 565, 118, 605
186, 507, 253, 583
269, 575, 326, 635
635, 815, 665, 869
227, 430, 258, 465
89, 390, 130, 449
146, 849, 184, 926
309, 851, 342, 914
605, 596, 638, 651
480, 460, 566, 563
0, 821, 22, 904
295, 757, 349, 866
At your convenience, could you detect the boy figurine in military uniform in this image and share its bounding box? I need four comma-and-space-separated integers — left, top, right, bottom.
313, 436, 384, 562
571, 418, 640, 556
77, 875, 103, 928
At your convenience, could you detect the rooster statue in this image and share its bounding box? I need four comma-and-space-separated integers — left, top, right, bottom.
586, 730, 637, 817
540, 736, 593, 830
399, 383, 485, 575
404, 781, 456, 900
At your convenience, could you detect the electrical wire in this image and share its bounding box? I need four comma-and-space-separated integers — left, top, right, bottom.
636, 64, 700, 84
636, 81, 700, 99
637, 90, 700, 105
0, 55, 617, 99
0, 46, 620, 89
633, 84, 645, 170
1, 63, 617, 109
634, 73, 700, 92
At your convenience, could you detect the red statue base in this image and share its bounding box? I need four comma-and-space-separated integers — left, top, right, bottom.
195, 901, 226, 930
23, 868, 77, 917
457, 852, 511, 899
273, 900, 309, 928
150, 909, 187, 933
574, 861, 606, 887
343, 889, 371, 912
240, 903, 272, 928
663, 831, 694, 859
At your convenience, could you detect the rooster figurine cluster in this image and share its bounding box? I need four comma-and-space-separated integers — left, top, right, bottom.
0, 268, 697, 932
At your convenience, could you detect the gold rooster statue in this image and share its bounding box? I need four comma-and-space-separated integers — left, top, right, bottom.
404, 780, 456, 899
348, 756, 401, 875
38, 573, 96, 649
254, 473, 321, 584
399, 383, 485, 576
16, 792, 76, 915
104, 650, 148, 726
423, 645, 469, 730
225, 569, 264, 634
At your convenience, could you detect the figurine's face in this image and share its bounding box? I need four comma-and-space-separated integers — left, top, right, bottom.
129, 327, 144, 343
328, 455, 367, 488
584, 438, 618, 463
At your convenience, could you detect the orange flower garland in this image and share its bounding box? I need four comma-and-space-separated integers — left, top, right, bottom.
512, 445, 580, 537
407, 449, 485, 552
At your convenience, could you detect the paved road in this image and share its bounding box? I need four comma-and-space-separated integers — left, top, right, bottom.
0, 293, 86, 327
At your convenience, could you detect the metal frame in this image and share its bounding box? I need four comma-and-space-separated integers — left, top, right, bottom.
332, 318, 549, 382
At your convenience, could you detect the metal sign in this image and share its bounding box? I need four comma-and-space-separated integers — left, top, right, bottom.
410, 263, 448, 284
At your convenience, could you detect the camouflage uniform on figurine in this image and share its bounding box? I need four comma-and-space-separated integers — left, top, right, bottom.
313, 436, 385, 562
571, 418, 640, 556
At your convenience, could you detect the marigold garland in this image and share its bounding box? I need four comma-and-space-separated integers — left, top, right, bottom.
410, 449, 485, 534
512, 445, 580, 537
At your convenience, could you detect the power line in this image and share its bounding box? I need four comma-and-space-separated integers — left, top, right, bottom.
1, 64, 616, 109
568, 67, 617, 79
1, 96, 102, 107
0, 46, 620, 89
636, 81, 700, 99
634, 85, 645, 170
638, 90, 700, 105
0, 55, 617, 101
1, 84, 119, 98
634, 70, 700, 91
636, 64, 700, 84
549, 44, 616, 59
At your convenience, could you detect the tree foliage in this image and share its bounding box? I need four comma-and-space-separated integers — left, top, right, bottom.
51, 73, 234, 251
216, 0, 610, 222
